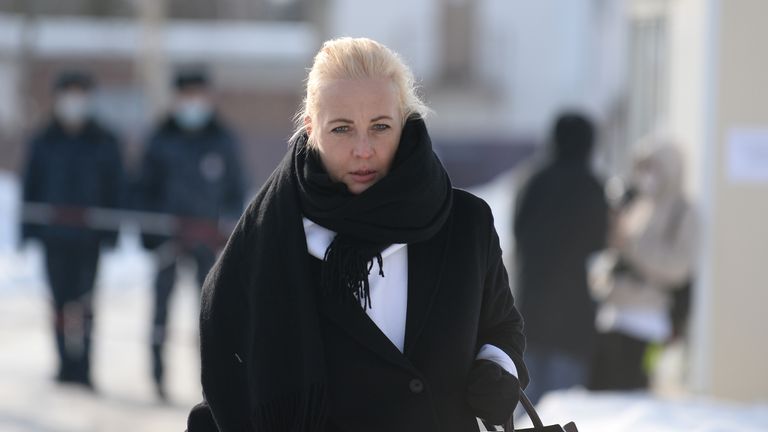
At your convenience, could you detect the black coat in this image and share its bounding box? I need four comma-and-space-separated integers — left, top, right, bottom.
319, 190, 527, 432
514, 159, 608, 360
134, 116, 245, 248
201, 189, 527, 432
21, 119, 124, 246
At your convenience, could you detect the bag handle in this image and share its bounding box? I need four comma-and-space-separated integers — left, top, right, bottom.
518, 390, 544, 428
482, 390, 544, 431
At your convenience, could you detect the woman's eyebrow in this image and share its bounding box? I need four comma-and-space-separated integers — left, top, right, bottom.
370, 115, 394, 123
327, 118, 354, 125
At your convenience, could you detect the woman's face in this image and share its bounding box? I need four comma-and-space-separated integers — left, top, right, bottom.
307, 78, 403, 195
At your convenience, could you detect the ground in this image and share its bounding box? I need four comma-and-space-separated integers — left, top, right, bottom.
0, 230, 201, 432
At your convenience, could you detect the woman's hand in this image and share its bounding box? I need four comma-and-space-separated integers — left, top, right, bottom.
466, 359, 521, 425
608, 208, 630, 250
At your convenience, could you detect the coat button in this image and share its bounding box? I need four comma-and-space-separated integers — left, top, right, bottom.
409, 378, 424, 394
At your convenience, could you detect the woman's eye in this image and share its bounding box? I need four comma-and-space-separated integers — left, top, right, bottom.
372, 123, 390, 131
331, 126, 350, 134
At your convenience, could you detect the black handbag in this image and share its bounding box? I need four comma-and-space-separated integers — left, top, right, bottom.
481, 390, 578, 432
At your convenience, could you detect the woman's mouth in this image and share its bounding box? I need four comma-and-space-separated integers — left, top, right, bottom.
350, 169, 377, 183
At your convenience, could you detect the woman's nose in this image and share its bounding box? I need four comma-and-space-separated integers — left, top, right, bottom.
352, 134, 374, 158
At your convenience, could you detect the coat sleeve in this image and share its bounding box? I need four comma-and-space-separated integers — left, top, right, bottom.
199, 209, 254, 432
100, 131, 125, 210
584, 177, 610, 255
477, 208, 529, 388
97, 131, 125, 246
134, 136, 166, 212
20, 137, 44, 243
133, 136, 170, 249
221, 132, 246, 221
512, 172, 539, 245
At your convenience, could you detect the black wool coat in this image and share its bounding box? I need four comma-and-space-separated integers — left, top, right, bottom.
317, 189, 527, 432
200, 189, 527, 432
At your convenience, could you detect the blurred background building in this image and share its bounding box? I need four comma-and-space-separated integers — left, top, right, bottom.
0, 0, 629, 187
0, 0, 767, 430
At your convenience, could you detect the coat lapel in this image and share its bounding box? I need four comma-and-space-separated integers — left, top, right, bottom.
313, 213, 452, 371
403, 215, 452, 356
318, 294, 418, 374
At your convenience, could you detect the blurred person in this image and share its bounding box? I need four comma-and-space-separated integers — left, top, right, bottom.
186, 37, 528, 432
588, 140, 697, 391
20, 70, 124, 389
134, 68, 245, 400
514, 112, 609, 404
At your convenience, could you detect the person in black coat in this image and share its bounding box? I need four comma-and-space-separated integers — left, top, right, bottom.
21, 70, 124, 388
134, 68, 245, 400
187, 37, 527, 432
513, 112, 608, 404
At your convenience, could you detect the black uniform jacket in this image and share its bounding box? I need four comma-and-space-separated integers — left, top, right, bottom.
21, 119, 124, 246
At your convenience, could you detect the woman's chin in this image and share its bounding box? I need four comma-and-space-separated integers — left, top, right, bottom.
345, 181, 375, 195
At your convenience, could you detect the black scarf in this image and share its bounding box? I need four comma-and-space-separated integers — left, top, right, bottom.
297, 118, 453, 308
199, 118, 452, 431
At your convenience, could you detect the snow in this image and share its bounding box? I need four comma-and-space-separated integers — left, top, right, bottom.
467, 169, 519, 293
2, 170, 768, 431
519, 390, 768, 432
467, 168, 517, 264
0, 170, 201, 432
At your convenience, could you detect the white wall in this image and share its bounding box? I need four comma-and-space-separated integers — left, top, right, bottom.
705, 0, 768, 401
661, 0, 716, 396
327, 0, 627, 137
0, 62, 20, 131
0, 16, 23, 131
667, 0, 709, 197
660, 0, 768, 401
325, 0, 441, 83
475, 0, 626, 134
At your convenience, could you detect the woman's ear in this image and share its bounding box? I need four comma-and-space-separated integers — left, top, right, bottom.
304, 115, 313, 136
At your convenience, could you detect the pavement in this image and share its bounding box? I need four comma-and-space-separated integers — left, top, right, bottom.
0, 234, 201, 432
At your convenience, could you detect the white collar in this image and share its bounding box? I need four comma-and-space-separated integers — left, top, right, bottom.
302, 217, 406, 260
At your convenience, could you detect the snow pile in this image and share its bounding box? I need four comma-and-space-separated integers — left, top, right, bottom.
519, 389, 768, 432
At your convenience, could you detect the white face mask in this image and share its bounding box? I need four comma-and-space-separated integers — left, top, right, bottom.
174, 98, 212, 131
55, 93, 91, 126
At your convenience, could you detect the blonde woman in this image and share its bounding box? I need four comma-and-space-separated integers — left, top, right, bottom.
589, 142, 697, 390
188, 37, 527, 432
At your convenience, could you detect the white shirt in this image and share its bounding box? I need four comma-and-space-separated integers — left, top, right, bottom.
303, 218, 518, 378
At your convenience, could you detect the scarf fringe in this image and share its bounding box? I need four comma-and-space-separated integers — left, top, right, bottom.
321, 236, 384, 309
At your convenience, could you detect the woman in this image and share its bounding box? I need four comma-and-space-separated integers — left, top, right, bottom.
189, 37, 527, 432
589, 141, 697, 390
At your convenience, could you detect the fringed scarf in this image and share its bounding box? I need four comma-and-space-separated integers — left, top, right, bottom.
197, 118, 452, 432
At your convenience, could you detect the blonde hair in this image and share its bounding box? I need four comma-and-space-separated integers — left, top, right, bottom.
293, 37, 430, 142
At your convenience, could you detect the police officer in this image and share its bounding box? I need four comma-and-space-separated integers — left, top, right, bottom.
21, 71, 124, 389
135, 69, 245, 400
